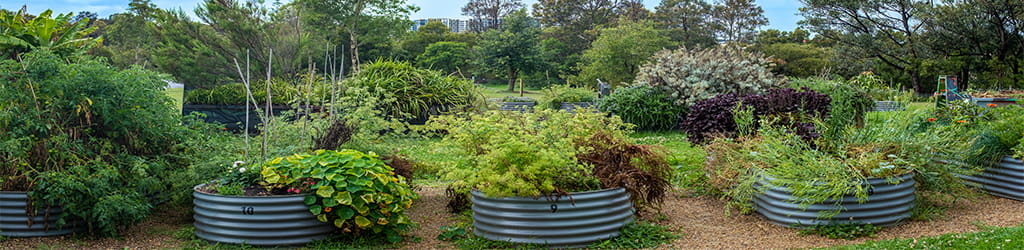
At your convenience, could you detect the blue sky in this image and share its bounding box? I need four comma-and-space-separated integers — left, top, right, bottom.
3, 0, 802, 31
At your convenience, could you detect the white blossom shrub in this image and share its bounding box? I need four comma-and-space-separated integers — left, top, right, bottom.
634, 46, 785, 108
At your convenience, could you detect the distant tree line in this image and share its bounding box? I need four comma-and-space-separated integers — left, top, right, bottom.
4, 0, 1021, 93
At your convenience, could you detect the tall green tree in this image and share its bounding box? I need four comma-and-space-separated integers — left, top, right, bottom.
574, 20, 674, 87
297, 0, 416, 72
654, 0, 718, 47
151, 9, 235, 88
416, 41, 471, 74
800, 0, 931, 92
924, 0, 1024, 89
475, 9, 543, 91
462, 0, 524, 32
532, 0, 621, 55
101, 0, 159, 68
196, 0, 274, 75
401, 21, 450, 59
712, 0, 768, 43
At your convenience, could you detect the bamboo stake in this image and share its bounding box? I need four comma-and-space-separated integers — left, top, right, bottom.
263, 49, 273, 161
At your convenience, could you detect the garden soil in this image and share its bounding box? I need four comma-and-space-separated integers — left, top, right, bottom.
3, 186, 1024, 249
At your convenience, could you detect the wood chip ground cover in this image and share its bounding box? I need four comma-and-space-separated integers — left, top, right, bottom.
3, 186, 1024, 249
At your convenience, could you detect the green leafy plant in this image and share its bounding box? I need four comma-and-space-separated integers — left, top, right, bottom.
588, 222, 679, 248
0, 9, 102, 59
634, 46, 784, 108
261, 149, 417, 243
437, 225, 470, 241
538, 84, 597, 109
429, 109, 671, 211
798, 222, 881, 240
429, 110, 601, 197
596, 85, 684, 131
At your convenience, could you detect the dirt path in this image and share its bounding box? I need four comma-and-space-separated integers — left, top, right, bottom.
3, 186, 1023, 249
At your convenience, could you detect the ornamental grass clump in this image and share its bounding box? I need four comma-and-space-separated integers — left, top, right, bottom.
963, 103, 1024, 166
429, 109, 670, 210
342, 59, 485, 120
705, 107, 976, 219
634, 46, 785, 108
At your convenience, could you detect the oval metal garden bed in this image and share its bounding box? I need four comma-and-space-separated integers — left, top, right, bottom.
0, 192, 80, 237
192, 184, 334, 246
753, 173, 916, 228
471, 187, 634, 247
959, 156, 1024, 201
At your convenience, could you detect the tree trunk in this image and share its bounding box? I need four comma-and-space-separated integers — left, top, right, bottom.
507, 68, 518, 92
960, 64, 970, 91
910, 71, 921, 94
349, 31, 359, 73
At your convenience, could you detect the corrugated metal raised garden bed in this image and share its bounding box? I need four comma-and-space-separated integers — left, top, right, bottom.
471, 188, 634, 247
192, 184, 334, 246
754, 173, 916, 228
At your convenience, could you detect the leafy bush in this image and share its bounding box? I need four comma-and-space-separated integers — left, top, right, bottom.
848, 71, 903, 101
429, 110, 670, 210
634, 46, 784, 108
261, 149, 417, 243
681, 88, 831, 143
343, 59, 484, 120
538, 84, 597, 109
0, 50, 187, 236
596, 85, 684, 131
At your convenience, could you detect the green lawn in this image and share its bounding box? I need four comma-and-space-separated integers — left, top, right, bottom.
164, 87, 183, 111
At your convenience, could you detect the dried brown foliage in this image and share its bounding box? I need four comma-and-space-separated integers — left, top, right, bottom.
703, 138, 761, 192
577, 130, 671, 212
313, 119, 353, 150
445, 186, 471, 213
382, 154, 415, 182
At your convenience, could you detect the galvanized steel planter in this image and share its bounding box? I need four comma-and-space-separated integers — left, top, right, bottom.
559, 102, 594, 113
471, 188, 634, 247
192, 185, 334, 246
754, 173, 916, 228
873, 101, 904, 111
960, 156, 1024, 201
973, 98, 1019, 108
0, 192, 80, 237
499, 102, 536, 112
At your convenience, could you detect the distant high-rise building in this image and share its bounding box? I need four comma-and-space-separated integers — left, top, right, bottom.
411, 18, 468, 33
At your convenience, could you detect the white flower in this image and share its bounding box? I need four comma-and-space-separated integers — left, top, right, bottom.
233, 161, 245, 168
238, 167, 246, 173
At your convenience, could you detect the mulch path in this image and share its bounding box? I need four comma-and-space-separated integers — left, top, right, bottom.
4, 186, 1023, 249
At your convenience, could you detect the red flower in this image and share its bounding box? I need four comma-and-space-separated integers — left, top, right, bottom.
956, 120, 967, 123
927, 118, 936, 122
987, 103, 998, 107
324, 207, 333, 212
